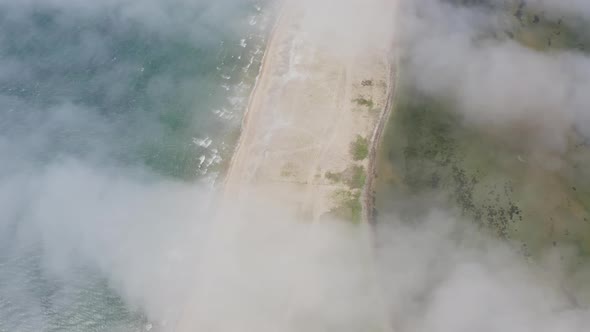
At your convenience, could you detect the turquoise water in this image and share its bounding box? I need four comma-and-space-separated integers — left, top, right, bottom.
0, 0, 274, 330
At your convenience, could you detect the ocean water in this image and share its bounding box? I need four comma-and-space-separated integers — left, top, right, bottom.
0, 0, 274, 330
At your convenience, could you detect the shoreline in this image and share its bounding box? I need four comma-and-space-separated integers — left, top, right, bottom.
220, 3, 285, 191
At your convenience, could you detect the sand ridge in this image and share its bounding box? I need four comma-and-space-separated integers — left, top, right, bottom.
224, 0, 392, 223
173, 2, 397, 330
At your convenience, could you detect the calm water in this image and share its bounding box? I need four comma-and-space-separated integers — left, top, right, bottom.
0, 0, 274, 330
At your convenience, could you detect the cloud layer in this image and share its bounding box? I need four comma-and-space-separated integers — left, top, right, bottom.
1, 0, 590, 331
399, 0, 590, 155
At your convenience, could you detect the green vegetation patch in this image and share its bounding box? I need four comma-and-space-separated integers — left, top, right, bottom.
507, 0, 590, 52
330, 190, 362, 223
377, 76, 527, 239
447, 1, 590, 52
350, 135, 369, 161
353, 96, 374, 109
377, 64, 590, 262
325, 165, 366, 189
349, 165, 366, 189
373, 0, 590, 302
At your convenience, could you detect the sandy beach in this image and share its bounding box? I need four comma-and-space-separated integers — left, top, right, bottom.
224, 0, 394, 223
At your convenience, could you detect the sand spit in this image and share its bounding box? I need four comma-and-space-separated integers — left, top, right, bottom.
174, 2, 397, 330
224, 0, 394, 223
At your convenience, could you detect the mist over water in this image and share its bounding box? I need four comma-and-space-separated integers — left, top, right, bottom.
0, 0, 272, 330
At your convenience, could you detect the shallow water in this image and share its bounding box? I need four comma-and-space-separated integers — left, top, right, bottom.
0, 1, 274, 330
